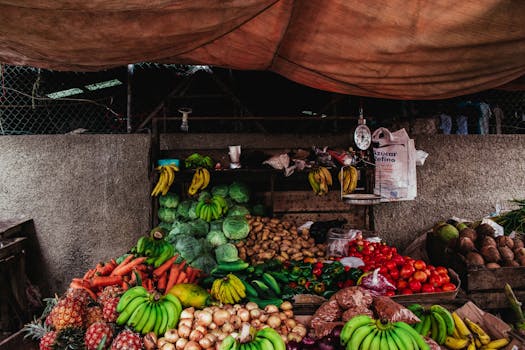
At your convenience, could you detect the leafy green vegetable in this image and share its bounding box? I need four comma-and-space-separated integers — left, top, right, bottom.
198, 191, 212, 202
176, 200, 193, 219
209, 220, 224, 232
158, 207, 177, 224
228, 182, 250, 203
227, 205, 250, 218
174, 235, 202, 262
188, 219, 210, 237
493, 199, 525, 235
158, 221, 172, 232
159, 192, 180, 209
215, 243, 239, 263
222, 216, 250, 240
211, 185, 229, 198
190, 254, 217, 274
206, 230, 228, 247
167, 221, 192, 243
188, 201, 199, 220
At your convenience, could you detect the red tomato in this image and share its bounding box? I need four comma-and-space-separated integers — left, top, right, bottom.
408, 280, 422, 292
379, 266, 389, 276
429, 274, 443, 287
424, 268, 432, 277
384, 290, 396, 296
400, 288, 413, 295
421, 283, 435, 293
400, 264, 415, 279
440, 274, 451, 284
442, 283, 456, 292
392, 255, 405, 266
389, 269, 400, 280
385, 261, 397, 271
413, 270, 428, 283
397, 280, 408, 290
413, 260, 426, 270
435, 266, 448, 275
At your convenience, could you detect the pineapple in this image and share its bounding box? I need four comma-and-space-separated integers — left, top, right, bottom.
86, 305, 104, 326
97, 286, 123, 306
46, 296, 86, 331
110, 329, 143, 350
52, 327, 85, 350
40, 331, 57, 350
65, 288, 93, 305
102, 297, 119, 323
85, 322, 114, 350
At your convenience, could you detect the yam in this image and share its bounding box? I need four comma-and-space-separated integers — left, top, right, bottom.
485, 262, 501, 269
498, 245, 514, 262
503, 260, 520, 267
496, 235, 514, 249
478, 236, 497, 249
466, 252, 485, 267
458, 236, 475, 254
514, 247, 525, 259
519, 255, 525, 266
480, 245, 501, 263
459, 227, 478, 242
514, 237, 525, 250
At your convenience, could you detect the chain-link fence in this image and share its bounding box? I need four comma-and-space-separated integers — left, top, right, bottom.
1, 63, 524, 135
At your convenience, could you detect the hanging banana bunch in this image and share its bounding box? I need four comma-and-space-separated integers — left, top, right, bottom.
307, 166, 332, 196
151, 164, 179, 196
339, 166, 359, 194
188, 167, 211, 196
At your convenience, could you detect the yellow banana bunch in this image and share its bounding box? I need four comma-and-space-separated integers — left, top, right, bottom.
210, 273, 246, 304
338, 166, 358, 194
445, 312, 510, 350
151, 165, 179, 197
307, 166, 332, 196
187, 167, 210, 196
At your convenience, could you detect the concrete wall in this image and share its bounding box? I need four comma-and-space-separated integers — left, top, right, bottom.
1, 133, 524, 294
374, 135, 525, 250
0, 135, 151, 294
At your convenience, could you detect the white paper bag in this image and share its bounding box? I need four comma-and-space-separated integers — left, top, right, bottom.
372, 127, 417, 201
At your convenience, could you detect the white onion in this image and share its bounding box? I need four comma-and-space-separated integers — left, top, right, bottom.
196, 310, 213, 327
291, 325, 307, 337
230, 315, 242, 329
267, 315, 282, 328
157, 337, 169, 348
208, 322, 217, 330
213, 309, 230, 326
184, 340, 201, 350
165, 329, 180, 343
259, 314, 268, 323
175, 338, 188, 350
280, 301, 293, 311
284, 318, 297, 329
179, 318, 193, 329
178, 324, 191, 339
221, 322, 234, 334
283, 310, 294, 319
245, 302, 258, 311
249, 308, 261, 320
161, 342, 176, 350
189, 329, 204, 343
264, 305, 279, 314
180, 307, 195, 320
237, 308, 250, 323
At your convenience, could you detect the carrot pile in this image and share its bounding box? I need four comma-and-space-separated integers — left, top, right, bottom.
69, 253, 203, 298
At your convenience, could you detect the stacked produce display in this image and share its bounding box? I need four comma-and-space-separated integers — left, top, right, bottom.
22, 158, 523, 350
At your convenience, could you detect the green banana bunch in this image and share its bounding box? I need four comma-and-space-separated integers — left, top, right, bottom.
185, 153, 214, 169
115, 286, 182, 336
408, 303, 455, 345
195, 194, 228, 222
219, 327, 285, 350
340, 315, 431, 350
132, 229, 175, 267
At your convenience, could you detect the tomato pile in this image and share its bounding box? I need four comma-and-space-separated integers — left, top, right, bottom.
346, 237, 457, 295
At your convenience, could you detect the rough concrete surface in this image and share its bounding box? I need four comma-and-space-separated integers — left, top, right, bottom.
374, 135, 525, 250
0, 134, 151, 294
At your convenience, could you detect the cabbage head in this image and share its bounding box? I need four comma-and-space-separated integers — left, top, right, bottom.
174, 235, 202, 262
211, 185, 229, 198
228, 182, 250, 203
158, 221, 172, 232
188, 200, 199, 220
177, 200, 193, 219
198, 191, 211, 202
215, 243, 239, 263
167, 221, 192, 243
188, 219, 209, 237
222, 216, 250, 240
158, 207, 177, 224
209, 220, 223, 232
227, 205, 250, 218
159, 192, 180, 208
190, 254, 217, 274
206, 230, 228, 247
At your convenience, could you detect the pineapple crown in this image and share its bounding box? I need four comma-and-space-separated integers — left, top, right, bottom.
52, 327, 86, 350
23, 317, 51, 341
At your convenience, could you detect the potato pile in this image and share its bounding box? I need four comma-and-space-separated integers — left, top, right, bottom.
236, 216, 326, 265
458, 222, 525, 268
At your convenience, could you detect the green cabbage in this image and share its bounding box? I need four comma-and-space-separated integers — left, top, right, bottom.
177, 200, 193, 219
159, 192, 180, 208
198, 191, 211, 202
227, 205, 250, 218
206, 230, 228, 247
215, 243, 239, 263
158, 207, 177, 223
209, 220, 224, 232
228, 182, 250, 203
188, 219, 209, 237
222, 216, 250, 240
174, 235, 202, 262
211, 185, 229, 198
188, 201, 199, 220
158, 221, 172, 232
190, 254, 217, 274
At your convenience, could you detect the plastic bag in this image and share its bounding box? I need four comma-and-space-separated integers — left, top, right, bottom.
372, 296, 420, 324
358, 268, 396, 296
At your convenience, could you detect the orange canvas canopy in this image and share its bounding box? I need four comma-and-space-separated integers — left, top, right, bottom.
1, 0, 524, 99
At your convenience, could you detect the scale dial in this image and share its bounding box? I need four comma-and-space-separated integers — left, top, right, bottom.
354, 124, 372, 150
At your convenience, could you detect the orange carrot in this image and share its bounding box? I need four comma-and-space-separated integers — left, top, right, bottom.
69, 281, 97, 300
157, 271, 168, 291
90, 275, 123, 288
111, 257, 147, 276
96, 260, 117, 276
135, 264, 147, 272
165, 263, 178, 293
83, 268, 96, 280
153, 255, 178, 278
122, 281, 130, 291
110, 255, 134, 275
146, 278, 153, 291
176, 271, 187, 285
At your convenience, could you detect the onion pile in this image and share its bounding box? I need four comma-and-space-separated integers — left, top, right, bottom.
152, 301, 307, 350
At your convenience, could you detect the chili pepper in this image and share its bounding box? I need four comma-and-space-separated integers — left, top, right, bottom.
304, 281, 312, 290
289, 282, 298, 289
315, 261, 324, 269
313, 267, 323, 277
